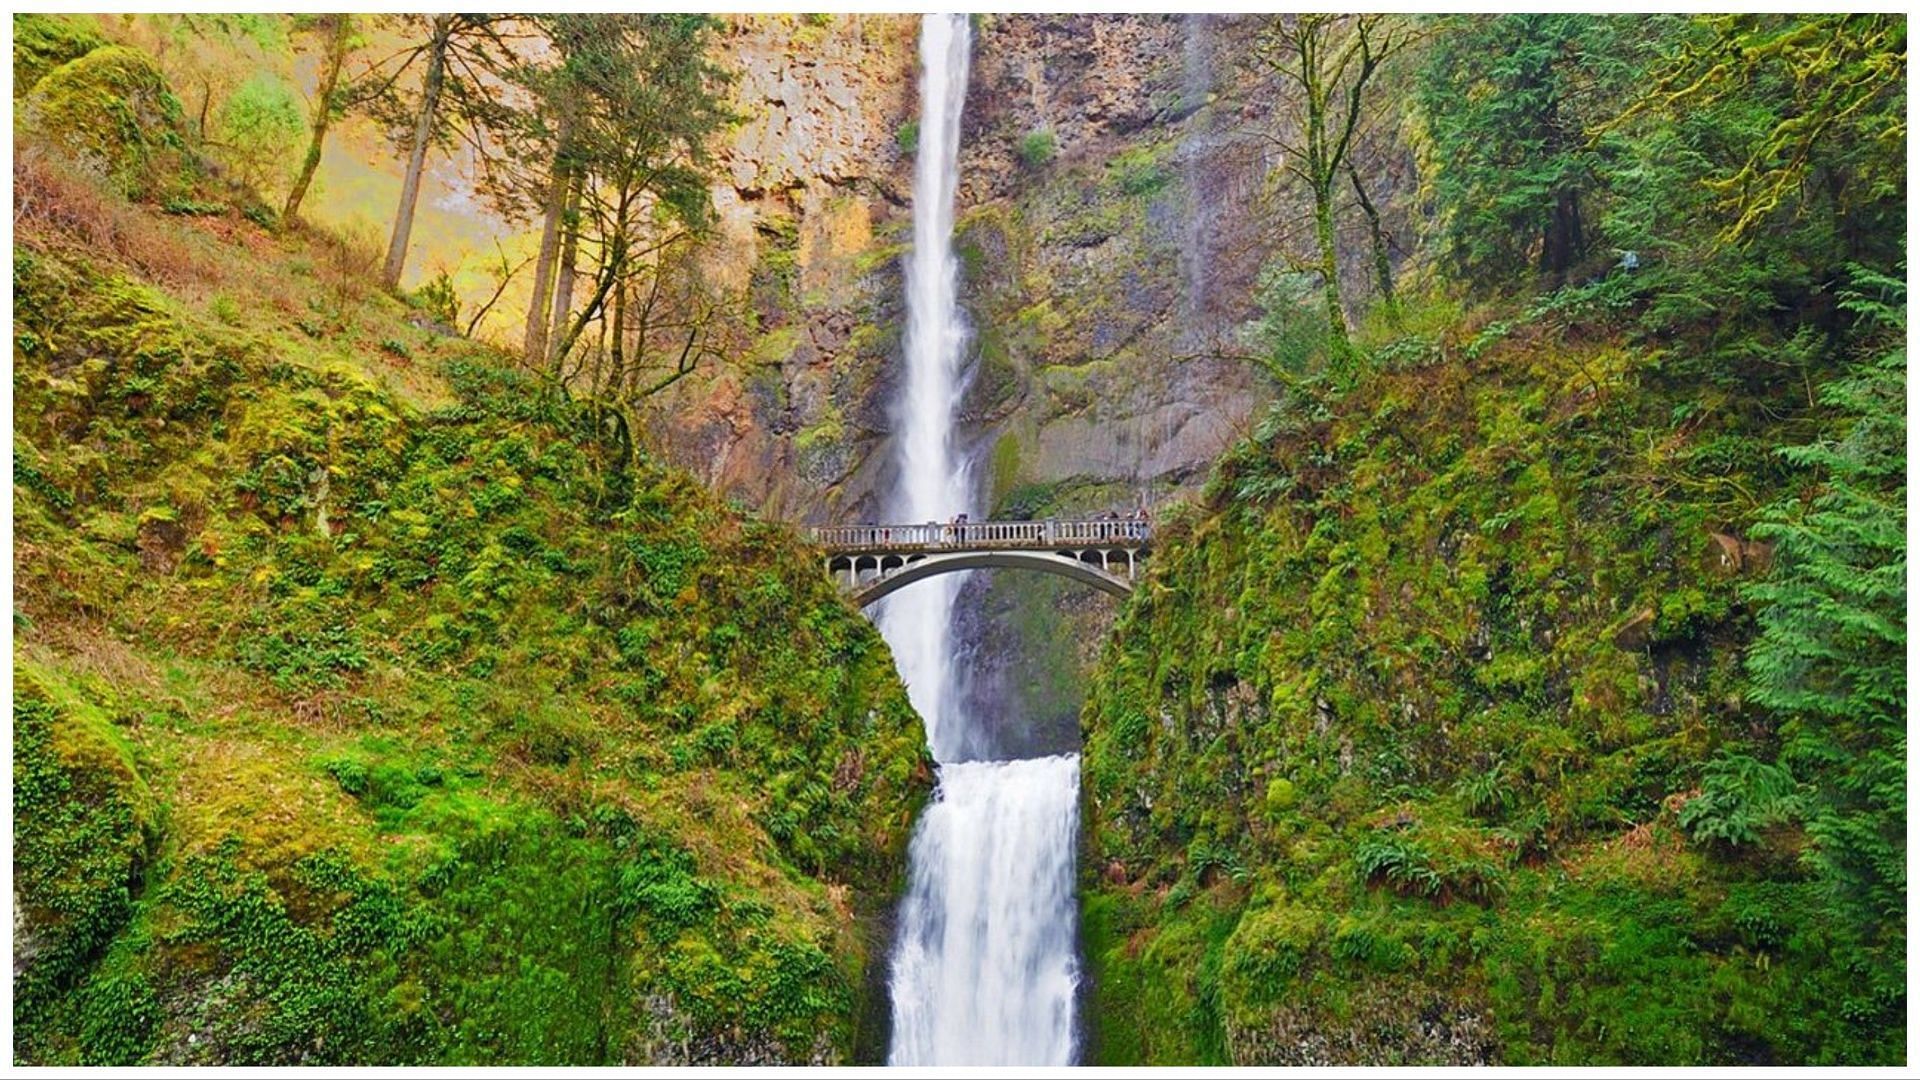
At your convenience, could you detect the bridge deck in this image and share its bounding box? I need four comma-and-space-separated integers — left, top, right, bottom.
810, 518, 1149, 555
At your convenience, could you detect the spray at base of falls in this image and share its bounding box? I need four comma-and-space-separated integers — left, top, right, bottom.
881, 14, 1082, 1066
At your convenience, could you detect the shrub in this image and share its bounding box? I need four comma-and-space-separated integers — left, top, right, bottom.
1353, 829, 1505, 904
1111, 146, 1169, 197
410, 270, 460, 329
1016, 128, 1057, 169
1245, 260, 1331, 384
1678, 752, 1800, 846
895, 119, 918, 156
1744, 274, 1906, 932
213, 72, 304, 192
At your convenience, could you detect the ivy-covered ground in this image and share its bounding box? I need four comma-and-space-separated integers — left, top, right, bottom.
12, 34, 927, 1066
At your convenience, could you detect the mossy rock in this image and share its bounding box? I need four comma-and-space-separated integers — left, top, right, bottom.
12, 14, 107, 98
21, 44, 186, 196
12, 674, 158, 1045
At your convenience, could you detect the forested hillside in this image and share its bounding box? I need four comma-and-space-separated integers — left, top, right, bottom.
13, 15, 926, 1065
1078, 13, 1906, 1065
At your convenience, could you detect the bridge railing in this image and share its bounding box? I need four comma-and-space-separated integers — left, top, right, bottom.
810, 518, 1150, 552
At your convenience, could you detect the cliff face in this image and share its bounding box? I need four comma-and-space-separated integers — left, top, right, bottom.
644, 15, 1410, 743
640, 14, 918, 521
643, 14, 1381, 525
955, 14, 1266, 515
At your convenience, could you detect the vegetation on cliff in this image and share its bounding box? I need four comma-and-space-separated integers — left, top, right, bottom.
1080, 13, 1905, 1065
12, 26, 927, 1066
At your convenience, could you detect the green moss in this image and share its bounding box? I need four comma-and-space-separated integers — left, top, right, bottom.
1016, 128, 1057, 169
988, 432, 1023, 503
13, 236, 930, 1064
12, 667, 158, 1063
1079, 283, 1903, 1063
13, 14, 107, 98
22, 44, 186, 197
793, 409, 845, 455
1105, 142, 1171, 199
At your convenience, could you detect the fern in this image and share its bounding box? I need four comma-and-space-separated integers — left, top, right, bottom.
1743, 270, 1905, 934
1679, 751, 1801, 845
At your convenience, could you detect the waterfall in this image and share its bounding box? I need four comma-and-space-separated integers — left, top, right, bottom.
881, 14, 1082, 1066
877, 11, 973, 764
888, 756, 1082, 1065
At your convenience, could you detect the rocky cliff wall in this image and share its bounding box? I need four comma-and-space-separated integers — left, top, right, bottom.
645, 14, 1419, 745
640, 14, 918, 521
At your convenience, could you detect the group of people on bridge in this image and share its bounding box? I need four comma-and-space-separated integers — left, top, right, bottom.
847, 509, 1150, 548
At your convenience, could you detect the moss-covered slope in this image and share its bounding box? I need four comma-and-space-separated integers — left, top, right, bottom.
1078, 303, 1904, 1065
12, 57, 928, 1064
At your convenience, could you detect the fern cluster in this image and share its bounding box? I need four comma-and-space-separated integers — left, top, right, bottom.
1745, 269, 1906, 942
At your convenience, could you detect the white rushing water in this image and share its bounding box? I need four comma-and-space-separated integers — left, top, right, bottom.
889, 756, 1082, 1065
882, 14, 1083, 1067
876, 10, 974, 762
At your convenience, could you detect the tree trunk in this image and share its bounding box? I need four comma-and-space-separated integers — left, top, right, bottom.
381, 15, 451, 289
1312, 179, 1351, 360
282, 15, 352, 225
1541, 184, 1583, 284
522, 153, 571, 367
609, 277, 626, 395
546, 175, 584, 367
1347, 158, 1397, 323
553, 234, 626, 373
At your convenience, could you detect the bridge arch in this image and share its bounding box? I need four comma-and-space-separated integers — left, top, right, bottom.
844, 550, 1133, 608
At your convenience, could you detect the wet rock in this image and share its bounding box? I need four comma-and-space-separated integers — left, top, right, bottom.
1707, 530, 1774, 576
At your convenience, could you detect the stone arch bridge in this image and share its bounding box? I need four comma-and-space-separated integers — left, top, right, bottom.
810, 518, 1149, 608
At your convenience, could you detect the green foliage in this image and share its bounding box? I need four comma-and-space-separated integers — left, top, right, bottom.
1246, 260, 1331, 385
410, 271, 460, 329
1107, 144, 1169, 198
1353, 829, 1504, 903
1016, 128, 1057, 169
1619, 14, 1907, 245
1418, 15, 1648, 285
12, 680, 155, 1056
13, 13, 108, 97
1744, 275, 1905, 937
213, 71, 304, 191
1678, 752, 1800, 845
1419, 13, 1905, 309
158, 844, 415, 1063
894, 119, 918, 156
